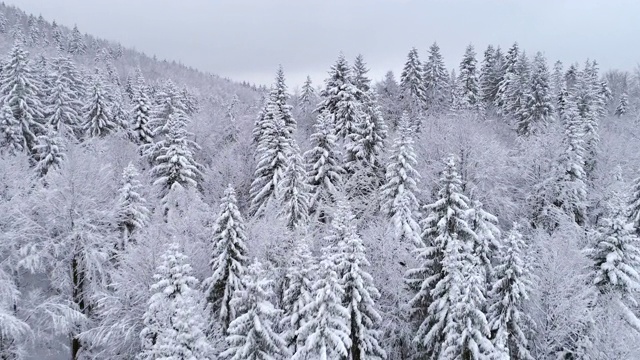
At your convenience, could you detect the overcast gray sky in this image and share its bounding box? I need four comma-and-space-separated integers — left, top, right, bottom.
6, 0, 639, 88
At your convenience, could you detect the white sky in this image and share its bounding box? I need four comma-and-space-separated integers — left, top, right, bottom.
6, 0, 639, 89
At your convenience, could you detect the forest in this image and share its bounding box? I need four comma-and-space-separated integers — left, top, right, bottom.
1, 2, 640, 360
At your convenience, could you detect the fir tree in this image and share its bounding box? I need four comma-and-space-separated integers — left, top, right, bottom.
479, 44, 497, 104
203, 185, 249, 332
34, 127, 65, 177
457, 44, 481, 111
424, 42, 450, 114
114, 163, 149, 252
615, 93, 628, 117
0, 103, 23, 154
304, 110, 344, 214
406, 155, 478, 358
293, 248, 351, 360
221, 261, 290, 360
517, 52, 554, 136
376, 71, 402, 128
575, 60, 601, 177
298, 75, 316, 115
551, 60, 565, 101
0, 42, 45, 155
131, 69, 153, 144
139, 243, 212, 360
495, 42, 519, 115
281, 241, 316, 354
468, 200, 501, 288
277, 141, 310, 230
46, 56, 84, 138
399, 47, 427, 130
353, 54, 372, 93
83, 74, 117, 137
380, 114, 421, 245
68, 25, 87, 55
253, 66, 296, 145
488, 224, 534, 360
148, 80, 183, 138
51, 20, 64, 51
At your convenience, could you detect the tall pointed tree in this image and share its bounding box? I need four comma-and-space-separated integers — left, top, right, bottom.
83, 74, 117, 137
400, 47, 427, 130
34, 127, 66, 177
495, 42, 520, 115
130, 69, 153, 144
517, 52, 554, 136
203, 185, 249, 332
457, 44, 481, 111
479, 44, 497, 104
114, 163, 149, 252
0, 103, 23, 154
277, 141, 311, 230
424, 42, 450, 114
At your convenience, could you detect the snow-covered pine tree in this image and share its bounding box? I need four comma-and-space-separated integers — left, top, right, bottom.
575, 61, 600, 178
221, 261, 290, 360
551, 60, 565, 102
304, 110, 344, 215
149, 111, 204, 212
130, 69, 153, 144
0, 103, 23, 154
424, 42, 450, 114
46, 57, 84, 138
509, 52, 532, 126
277, 141, 310, 230
517, 51, 554, 136
399, 47, 427, 130
114, 163, 149, 252
34, 127, 65, 177
249, 107, 292, 216
293, 247, 351, 360
148, 80, 183, 138
376, 70, 402, 128
83, 74, 117, 137
203, 185, 249, 332
479, 44, 497, 104
139, 243, 212, 360
281, 240, 316, 354
380, 113, 421, 245
488, 224, 534, 360
495, 42, 519, 115
298, 75, 316, 116
406, 155, 479, 358
353, 54, 372, 93
51, 20, 65, 51
253, 66, 296, 145
585, 190, 640, 332
468, 200, 501, 288
457, 44, 482, 111
68, 25, 87, 55
615, 92, 628, 117
0, 41, 45, 155
337, 228, 386, 360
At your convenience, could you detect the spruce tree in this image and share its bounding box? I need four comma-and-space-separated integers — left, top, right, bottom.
254, 66, 296, 146
488, 225, 534, 360
83, 74, 117, 137
34, 127, 65, 177
495, 42, 519, 115
457, 44, 481, 111
46, 56, 84, 138
298, 75, 316, 115
551, 60, 565, 102
575, 61, 601, 177
380, 114, 421, 245
221, 261, 290, 360
424, 42, 450, 114
67, 25, 87, 55
517, 52, 554, 136
293, 248, 351, 360
0, 103, 23, 154
114, 163, 149, 252
479, 44, 497, 104
468, 200, 501, 288
304, 110, 344, 214
203, 185, 249, 332
376, 70, 402, 128
353, 54, 372, 93
277, 141, 311, 230
139, 243, 212, 360
406, 155, 479, 358
0, 42, 45, 155
281, 241, 316, 354
615, 93, 628, 117
130, 69, 153, 144
400, 47, 427, 130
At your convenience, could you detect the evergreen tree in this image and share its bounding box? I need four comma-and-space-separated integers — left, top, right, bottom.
281, 241, 316, 353
114, 163, 149, 252
479, 44, 497, 104
277, 141, 311, 230
488, 224, 534, 360
149, 111, 204, 209
51, 20, 64, 51
628, 174, 640, 237
221, 261, 290, 360
34, 127, 65, 177
399, 47, 427, 130
68, 25, 87, 55
293, 248, 351, 360
509, 52, 532, 125
0, 42, 45, 154
250, 108, 292, 216
46, 56, 84, 138
139, 243, 212, 360
83, 74, 117, 137
517, 52, 554, 136
148, 80, 183, 138
457, 44, 481, 111
495, 42, 520, 115
254, 66, 296, 145
551, 60, 565, 101
380, 114, 421, 245
0, 103, 23, 154
585, 191, 640, 332
575, 61, 600, 178
468, 200, 501, 288
203, 185, 249, 332
337, 228, 386, 360
615, 92, 628, 117
353, 54, 372, 93
131, 69, 153, 144
298, 75, 316, 115
406, 155, 478, 358
376, 70, 402, 128
304, 110, 344, 214
424, 42, 450, 114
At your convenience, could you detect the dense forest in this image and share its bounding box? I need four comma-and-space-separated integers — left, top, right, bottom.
1, 3, 640, 360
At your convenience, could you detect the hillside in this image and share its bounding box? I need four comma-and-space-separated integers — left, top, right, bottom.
1, 2, 640, 360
